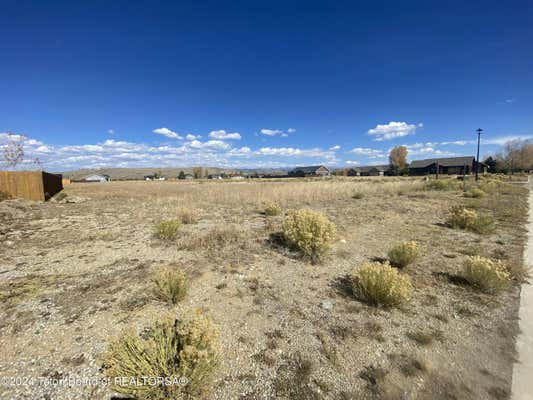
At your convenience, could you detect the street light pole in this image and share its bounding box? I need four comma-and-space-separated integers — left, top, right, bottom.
475, 128, 483, 181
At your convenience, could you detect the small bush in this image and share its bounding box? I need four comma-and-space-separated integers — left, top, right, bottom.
152, 267, 188, 304
282, 209, 336, 262
264, 202, 282, 216
464, 188, 484, 198
462, 256, 510, 293
446, 206, 494, 234
350, 261, 412, 307
353, 192, 364, 199
388, 241, 421, 268
103, 311, 220, 400
176, 207, 200, 224
154, 220, 181, 240
425, 179, 458, 191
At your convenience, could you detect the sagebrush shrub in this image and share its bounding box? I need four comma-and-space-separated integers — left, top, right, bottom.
176, 207, 200, 224
462, 256, 510, 293
463, 188, 484, 198
425, 179, 457, 191
388, 241, 421, 268
446, 206, 494, 234
154, 220, 181, 240
264, 202, 282, 216
103, 311, 220, 400
350, 261, 412, 307
152, 267, 188, 304
282, 209, 336, 262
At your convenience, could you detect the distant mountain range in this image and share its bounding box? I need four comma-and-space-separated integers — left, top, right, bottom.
62, 167, 290, 180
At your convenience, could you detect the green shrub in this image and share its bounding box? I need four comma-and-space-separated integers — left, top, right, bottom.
350, 261, 412, 307
446, 206, 494, 234
152, 267, 188, 304
176, 207, 200, 224
154, 220, 181, 240
388, 241, 421, 268
462, 256, 510, 293
264, 202, 282, 216
463, 188, 484, 198
282, 209, 336, 262
103, 311, 220, 400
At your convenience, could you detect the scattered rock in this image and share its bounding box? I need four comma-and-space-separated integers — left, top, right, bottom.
320, 300, 335, 310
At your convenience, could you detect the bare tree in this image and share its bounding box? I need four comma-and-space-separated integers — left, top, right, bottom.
2, 132, 25, 169
1, 132, 44, 171
192, 167, 205, 179
497, 139, 533, 173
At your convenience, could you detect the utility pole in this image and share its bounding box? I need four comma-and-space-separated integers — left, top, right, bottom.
475, 128, 483, 181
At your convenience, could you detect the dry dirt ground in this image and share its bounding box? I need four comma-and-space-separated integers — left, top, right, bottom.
0, 177, 528, 400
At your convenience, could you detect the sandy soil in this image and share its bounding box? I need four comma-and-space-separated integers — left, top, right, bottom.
0, 177, 528, 399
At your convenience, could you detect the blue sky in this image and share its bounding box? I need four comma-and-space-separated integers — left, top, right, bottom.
1, 0, 532, 171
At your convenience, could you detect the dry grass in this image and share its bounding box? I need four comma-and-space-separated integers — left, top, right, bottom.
2, 175, 528, 400
464, 188, 485, 198
76, 177, 426, 209
175, 206, 201, 224
177, 225, 248, 252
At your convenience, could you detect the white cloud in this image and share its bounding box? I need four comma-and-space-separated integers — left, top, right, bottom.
440, 140, 472, 146
228, 146, 252, 156
208, 130, 241, 140
186, 134, 200, 140
505, 98, 516, 104
260, 128, 293, 137
346, 160, 359, 165
153, 127, 182, 139
329, 145, 341, 151
107, 129, 115, 135
368, 121, 422, 141
483, 135, 533, 146
187, 139, 230, 150
348, 147, 385, 158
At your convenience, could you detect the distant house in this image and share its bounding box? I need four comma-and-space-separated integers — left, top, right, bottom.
144, 175, 166, 181
184, 173, 194, 180
208, 174, 223, 179
289, 165, 331, 177
409, 156, 487, 176
84, 174, 110, 182
352, 165, 390, 176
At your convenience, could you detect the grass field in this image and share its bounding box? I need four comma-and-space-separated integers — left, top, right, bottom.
0, 176, 529, 399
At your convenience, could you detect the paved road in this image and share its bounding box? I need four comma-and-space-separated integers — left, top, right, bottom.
512, 177, 533, 400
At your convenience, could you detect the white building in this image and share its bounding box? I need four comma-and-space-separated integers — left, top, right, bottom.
84, 174, 110, 182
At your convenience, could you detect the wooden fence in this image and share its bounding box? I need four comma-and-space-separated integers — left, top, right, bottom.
0, 171, 63, 201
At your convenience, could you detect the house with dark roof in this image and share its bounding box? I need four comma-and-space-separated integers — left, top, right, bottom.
289, 165, 331, 177
341, 165, 390, 176
408, 156, 487, 176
